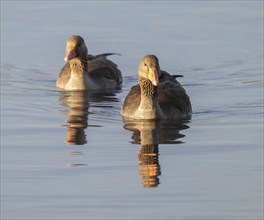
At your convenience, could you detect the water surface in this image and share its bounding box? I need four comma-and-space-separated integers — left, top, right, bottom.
1, 1, 263, 219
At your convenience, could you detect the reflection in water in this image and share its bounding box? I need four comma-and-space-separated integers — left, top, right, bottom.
123, 120, 189, 188
138, 144, 160, 188
59, 91, 90, 145
58, 90, 120, 145
67, 151, 88, 168
58, 90, 121, 168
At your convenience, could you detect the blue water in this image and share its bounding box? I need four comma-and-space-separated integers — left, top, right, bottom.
1, 1, 263, 219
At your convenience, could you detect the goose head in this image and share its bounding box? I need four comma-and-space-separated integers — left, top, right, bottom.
138, 55, 160, 86
64, 35, 88, 62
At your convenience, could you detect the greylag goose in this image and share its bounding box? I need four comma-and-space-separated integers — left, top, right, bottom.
121, 55, 192, 120
56, 35, 122, 91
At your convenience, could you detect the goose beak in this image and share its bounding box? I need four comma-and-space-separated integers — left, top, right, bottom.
64, 48, 76, 61
149, 67, 159, 86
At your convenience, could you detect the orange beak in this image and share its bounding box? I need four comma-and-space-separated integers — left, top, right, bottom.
148, 67, 159, 86
64, 48, 76, 61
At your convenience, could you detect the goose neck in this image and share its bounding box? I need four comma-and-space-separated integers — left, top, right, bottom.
69, 58, 88, 75
139, 76, 157, 98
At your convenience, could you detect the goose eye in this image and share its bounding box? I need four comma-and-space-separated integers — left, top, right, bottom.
144, 63, 147, 66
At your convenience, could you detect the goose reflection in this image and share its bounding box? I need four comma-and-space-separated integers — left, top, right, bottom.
59, 91, 90, 145
123, 120, 189, 188
58, 90, 120, 145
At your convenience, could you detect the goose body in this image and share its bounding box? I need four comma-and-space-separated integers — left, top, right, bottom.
56, 35, 122, 91
121, 55, 192, 120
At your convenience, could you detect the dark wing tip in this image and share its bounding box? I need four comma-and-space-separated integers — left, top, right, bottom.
171, 74, 184, 78
95, 53, 121, 58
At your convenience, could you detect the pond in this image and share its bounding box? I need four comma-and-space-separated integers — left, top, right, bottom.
1, 1, 263, 219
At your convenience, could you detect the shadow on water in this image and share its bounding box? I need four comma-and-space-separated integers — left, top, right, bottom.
123, 119, 190, 188
58, 89, 121, 145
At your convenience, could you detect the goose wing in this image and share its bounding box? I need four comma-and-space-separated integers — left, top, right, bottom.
88, 57, 122, 87
158, 80, 192, 119
56, 62, 71, 88
121, 84, 141, 117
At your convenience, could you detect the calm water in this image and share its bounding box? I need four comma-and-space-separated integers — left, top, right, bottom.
1, 1, 263, 219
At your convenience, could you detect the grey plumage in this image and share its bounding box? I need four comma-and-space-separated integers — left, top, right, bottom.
121, 55, 192, 120
56, 35, 122, 91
